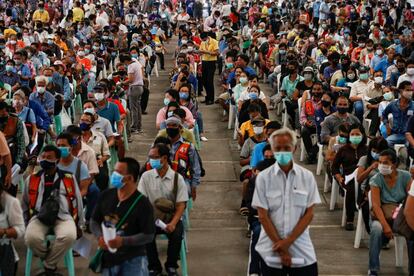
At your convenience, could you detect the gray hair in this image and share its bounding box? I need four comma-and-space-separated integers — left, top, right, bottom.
269, 127, 297, 149
35, 76, 49, 85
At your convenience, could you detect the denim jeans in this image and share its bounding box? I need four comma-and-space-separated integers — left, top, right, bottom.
354, 100, 364, 123
248, 220, 261, 274
196, 111, 204, 133
386, 133, 406, 147
102, 256, 149, 276
268, 72, 278, 89
369, 220, 390, 272
86, 182, 100, 221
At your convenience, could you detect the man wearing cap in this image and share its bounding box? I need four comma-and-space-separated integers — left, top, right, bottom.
199, 32, 219, 105
52, 61, 72, 104
350, 66, 373, 122
165, 116, 201, 200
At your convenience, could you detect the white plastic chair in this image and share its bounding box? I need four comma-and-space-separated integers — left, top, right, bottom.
282, 99, 288, 128
153, 59, 159, 77
228, 100, 235, 130
316, 143, 324, 175
323, 172, 330, 193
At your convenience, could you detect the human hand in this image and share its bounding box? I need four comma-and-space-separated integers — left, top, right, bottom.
98, 236, 108, 250
165, 222, 176, 233
370, 162, 379, 170
279, 250, 292, 267
97, 159, 104, 167
383, 224, 394, 240
108, 236, 123, 249
272, 239, 292, 253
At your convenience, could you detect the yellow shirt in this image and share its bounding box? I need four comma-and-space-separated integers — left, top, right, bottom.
55, 39, 69, 52
32, 10, 50, 23
200, 37, 219, 61
240, 119, 270, 138
72, 7, 85, 22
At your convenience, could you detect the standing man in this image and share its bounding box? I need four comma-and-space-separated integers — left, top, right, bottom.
199, 32, 219, 105
252, 128, 321, 275
120, 53, 145, 134
91, 158, 155, 275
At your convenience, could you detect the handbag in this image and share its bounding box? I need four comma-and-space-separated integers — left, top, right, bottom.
89, 193, 144, 273
393, 201, 414, 240
154, 172, 178, 223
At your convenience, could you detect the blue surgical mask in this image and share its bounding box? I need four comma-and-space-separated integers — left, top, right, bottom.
249, 92, 258, 100
179, 92, 189, 100
131, 53, 138, 59
371, 151, 379, 160
164, 98, 170, 106
5, 65, 13, 72
149, 158, 162, 170
111, 171, 125, 189
59, 147, 71, 158
274, 151, 293, 166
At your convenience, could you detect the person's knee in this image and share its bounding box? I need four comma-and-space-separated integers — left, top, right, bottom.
370, 221, 383, 237
25, 227, 44, 248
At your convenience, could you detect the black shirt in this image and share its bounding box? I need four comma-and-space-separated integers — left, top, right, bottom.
92, 189, 155, 268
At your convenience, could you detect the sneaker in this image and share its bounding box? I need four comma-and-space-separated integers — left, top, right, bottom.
200, 136, 208, 142
368, 270, 378, 276
382, 242, 390, 250
131, 129, 144, 134
345, 222, 355, 231
166, 267, 179, 276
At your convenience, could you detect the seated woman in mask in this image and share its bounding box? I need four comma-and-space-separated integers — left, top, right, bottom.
238, 85, 269, 125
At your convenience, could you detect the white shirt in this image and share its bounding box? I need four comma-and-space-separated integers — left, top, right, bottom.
397, 73, 414, 88
350, 79, 373, 98
127, 60, 144, 86
238, 90, 266, 103
409, 180, 414, 197
252, 163, 321, 268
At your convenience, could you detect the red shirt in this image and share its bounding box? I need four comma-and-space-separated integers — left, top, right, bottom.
108, 98, 126, 116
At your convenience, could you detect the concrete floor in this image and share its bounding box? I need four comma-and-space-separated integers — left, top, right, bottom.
15, 40, 410, 276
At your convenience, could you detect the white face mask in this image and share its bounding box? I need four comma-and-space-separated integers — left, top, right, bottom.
378, 164, 392, 175
374, 77, 383, 84
84, 107, 96, 115
407, 68, 414, 76
95, 93, 105, 101
376, 49, 383, 55
253, 126, 264, 135
37, 86, 46, 94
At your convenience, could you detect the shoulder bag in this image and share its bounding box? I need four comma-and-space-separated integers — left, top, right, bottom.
89, 193, 144, 273
154, 172, 178, 223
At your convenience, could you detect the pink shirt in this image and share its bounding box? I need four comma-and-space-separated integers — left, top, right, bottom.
156, 106, 195, 129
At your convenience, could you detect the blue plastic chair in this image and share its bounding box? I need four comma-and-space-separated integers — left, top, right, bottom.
25, 235, 75, 276
158, 234, 188, 276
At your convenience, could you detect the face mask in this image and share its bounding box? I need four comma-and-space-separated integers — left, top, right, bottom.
407, 68, 414, 76
111, 171, 125, 189
321, 100, 331, 107
149, 158, 163, 170
309, 37, 315, 42
59, 147, 71, 158
378, 164, 392, 175
359, 73, 369, 80
371, 151, 379, 160
37, 87, 46, 94
9, 40, 16, 45
84, 49, 90, 54
47, 40, 54, 45
403, 91, 413, 99
40, 159, 57, 170
279, 49, 286, 55
78, 51, 85, 57
93, 46, 100, 51
225, 63, 234, 69
374, 77, 383, 84
95, 93, 105, 101
167, 111, 174, 117
14, 59, 21, 65
337, 107, 348, 114
84, 107, 95, 115
239, 77, 248, 84
5, 65, 13, 72
304, 73, 313, 80
358, 43, 365, 48
253, 126, 263, 135
383, 92, 393, 101
249, 92, 258, 100
347, 73, 355, 79
398, 67, 405, 73
349, 135, 362, 145
79, 122, 91, 131
179, 92, 189, 100
376, 49, 383, 55
164, 98, 170, 106
338, 136, 347, 144
102, 36, 109, 40
166, 127, 180, 138
181, 39, 188, 44
274, 151, 293, 166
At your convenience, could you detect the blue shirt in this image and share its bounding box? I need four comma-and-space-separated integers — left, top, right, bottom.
382, 99, 414, 135
16, 64, 31, 87
57, 157, 90, 184
96, 102, 121, 132
28, 100, 51, 131
370, 55, 386, 70
0, 71, 20, 87
250, 142, 267, 168
52, 72, 71, 101
17, 106, 36, 124
313, 1, 321, 18
29, 91, 55, 115
172, 73, 198, 93
227, 66, 257, 85
374, 58, 392, 79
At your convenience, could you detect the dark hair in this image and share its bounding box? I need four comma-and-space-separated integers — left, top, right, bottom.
152, 143, 170, 159
367, 137, 389, 164
262, 143, 271, 154
56, 132, 75, 146
336, 95, 349, 104
66, 125, 82, 137
348, 123, 366, 146
165, 89, 179, 102
247, 103, 261, 113
0, 101, 9, 110
398, 80, 413, 90
119, 53, 131, 63
256, 158, 275, 171
174, 108, 186, 119
42, 144, 61, 159
83, 99, 97, 108
338, 122, 350, 134
154, 136, 172, 146
265, 121, 281, 130
379, 149, 398, 165
119, 157, 140, 182
238, 54, 250, 64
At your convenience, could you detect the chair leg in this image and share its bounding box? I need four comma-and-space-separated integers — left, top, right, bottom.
64, 249, 76, 276
354, 209, 364, 248
300, 139, 305, 162
395, 236, 404, 267
316, 144, 324, 175
341, 191, 347, 227
25, 248, 33, 276
323, 173, 330, 193
180, 238, 188, 276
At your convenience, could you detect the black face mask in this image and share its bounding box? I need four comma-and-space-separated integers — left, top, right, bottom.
166, 127, 180, 138
312, 93, 323, 100
398, 67, 405, 73
321, 100, 331, 107
40, 160, 57, 171
337, 107, 348, 114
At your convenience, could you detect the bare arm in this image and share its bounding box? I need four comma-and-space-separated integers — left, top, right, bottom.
257, 207, 282, 243
405, 194, 414, 230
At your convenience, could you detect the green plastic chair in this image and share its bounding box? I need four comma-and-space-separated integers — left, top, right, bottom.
25, 235, 75, 276
193, 123, 201, 150
158, 234, 188, 276
108, 147, 119, 181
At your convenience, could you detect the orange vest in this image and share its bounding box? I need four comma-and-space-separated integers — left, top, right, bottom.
172, 142, 191, 179
28, 171, 78, 222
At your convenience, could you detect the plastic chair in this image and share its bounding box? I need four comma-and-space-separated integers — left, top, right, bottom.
329, 178, 346, 227
323, 172, 330, 193
228, 101, 235, 130
316, 143, 324, 175
158, 235, 188, 276
193, 123, 201, 151
108, 147, 119, 179
54, 115, 63, 136
282, 99, 288, 128
25, 235, 75, 276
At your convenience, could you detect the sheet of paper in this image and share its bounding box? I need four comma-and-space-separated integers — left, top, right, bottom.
73, 236, 92, 258
265, 256, 305, 266
345, 170, 357, 186
29, 132, 38, 154
101, 222, 117, 253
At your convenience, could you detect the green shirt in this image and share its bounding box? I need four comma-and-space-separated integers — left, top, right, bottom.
369, 169, 410, 204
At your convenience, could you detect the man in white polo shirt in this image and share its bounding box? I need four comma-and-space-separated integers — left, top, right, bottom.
252, 127, 321, 275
